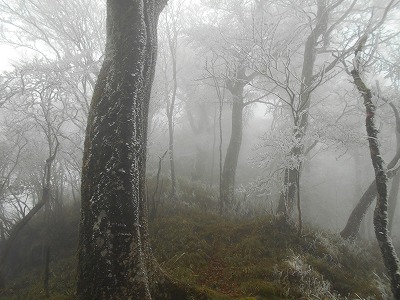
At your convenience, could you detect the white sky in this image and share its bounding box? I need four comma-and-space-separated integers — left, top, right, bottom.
0, 45, 18, 71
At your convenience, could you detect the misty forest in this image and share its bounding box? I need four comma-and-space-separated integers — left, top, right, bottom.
0, 0, 400, 299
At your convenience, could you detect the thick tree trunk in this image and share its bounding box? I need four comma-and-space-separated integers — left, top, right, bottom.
76, 2, 206, 299
77, 1, 165, 299
351, 49, 400, 298
220, 87, 244, 212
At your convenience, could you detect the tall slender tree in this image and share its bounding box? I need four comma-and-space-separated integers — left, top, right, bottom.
340, 103, 400, 239
274, 0, 353, 218
220, 63, 258, 211
159, 2, 184, 198
351, 34, 400, 299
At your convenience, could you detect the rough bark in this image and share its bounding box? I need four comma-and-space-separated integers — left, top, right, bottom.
341, 104, 400, 239
388, 104, 400, 234
76, 1, 207, 299
388, 171, 400, 234
77, 1, 166, 299
352, 48, 400, 298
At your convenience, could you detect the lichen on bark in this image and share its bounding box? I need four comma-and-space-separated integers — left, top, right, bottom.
76, 1, 201, 299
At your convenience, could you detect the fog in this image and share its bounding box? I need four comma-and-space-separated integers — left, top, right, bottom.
0, 0, 399, 298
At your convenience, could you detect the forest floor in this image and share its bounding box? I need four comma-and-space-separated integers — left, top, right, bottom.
0, 204, 392, 299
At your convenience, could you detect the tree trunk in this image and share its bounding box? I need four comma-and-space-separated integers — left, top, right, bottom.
220, 86, 244, 212
340, 179, 376, 239
388, 171, 400, 234
164, 11, 179, 198
296, 168, 302, 235
277, 162, 300, 217
277, 1, 328, 217
43, 245, 50, 298
76, 1, 205, 299
341, 104, 400, 239
167, 112, 177, 198
0, 142, 58, 287
0, 190, 49, 287
388, 116, 400, 234
351, 47, 400, 298
77, 1, 164, 298
149, 150, 167, 221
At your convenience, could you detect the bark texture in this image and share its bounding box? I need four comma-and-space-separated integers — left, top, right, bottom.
341, 104, 400, 239
388, 171, 400, 234
351, 50, 400, 298
76, 1, 171, 299
388, 103, 400, 234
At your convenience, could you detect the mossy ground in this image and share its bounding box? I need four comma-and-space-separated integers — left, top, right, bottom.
0, 176, 390, 300
0, 199, 390, 299
150, 210, 385, 299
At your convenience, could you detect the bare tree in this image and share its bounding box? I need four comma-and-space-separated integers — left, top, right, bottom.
252, 0, 360, 219
341, 102, 400, 239
340, 1, 400, 239
351, 32, 400, 298
158, 1, 185, 199
0, 127, 59, 289
388, 107, 400, 233
0, 58, 66, 287
192, 1, 268, 212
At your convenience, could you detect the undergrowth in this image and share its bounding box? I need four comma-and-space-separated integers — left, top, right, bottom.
150, 210, 387, 299
0, 180, 391, 299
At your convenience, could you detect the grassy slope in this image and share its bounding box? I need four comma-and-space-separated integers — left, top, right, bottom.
151, 211, 385, 299
0, 209, 388, 299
